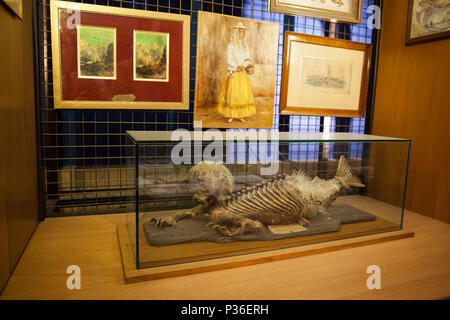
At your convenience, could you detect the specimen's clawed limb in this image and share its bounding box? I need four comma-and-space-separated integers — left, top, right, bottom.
298, 216, 310, 226
238, 219, 265, 234
151, 194, 218, 228
206, 216, 265, 237
206, 222, 235, 237
151, 209, 198, 228
151, 207, 201, 228
150, 216, 177, 227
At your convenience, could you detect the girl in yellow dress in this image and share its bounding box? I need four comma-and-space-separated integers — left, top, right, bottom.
217, 22, 256, 124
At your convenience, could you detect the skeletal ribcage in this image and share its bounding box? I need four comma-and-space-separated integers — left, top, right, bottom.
219, 177, 303, 225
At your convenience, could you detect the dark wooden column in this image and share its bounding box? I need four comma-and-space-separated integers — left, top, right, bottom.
0, 0, 40, 293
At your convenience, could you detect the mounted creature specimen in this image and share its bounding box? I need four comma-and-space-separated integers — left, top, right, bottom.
151, 156, 365, 236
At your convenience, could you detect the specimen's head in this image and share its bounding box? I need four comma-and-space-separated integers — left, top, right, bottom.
188, 161, 234, 201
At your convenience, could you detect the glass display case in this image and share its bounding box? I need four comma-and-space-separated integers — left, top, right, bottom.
125, 131, 411, 270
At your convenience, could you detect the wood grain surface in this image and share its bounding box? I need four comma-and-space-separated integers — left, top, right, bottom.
372, 0, 450, 223
0, 0, 39, 293
1, 197, 449, 299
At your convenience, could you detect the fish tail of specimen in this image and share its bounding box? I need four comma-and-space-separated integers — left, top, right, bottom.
335, 155, 365, 190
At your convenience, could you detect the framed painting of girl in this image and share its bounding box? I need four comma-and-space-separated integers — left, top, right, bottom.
194, 12, 279, 128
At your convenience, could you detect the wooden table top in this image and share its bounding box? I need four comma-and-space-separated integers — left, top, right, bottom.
1, 205, 449, 299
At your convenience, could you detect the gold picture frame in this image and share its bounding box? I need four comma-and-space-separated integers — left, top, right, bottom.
1, 0, 23, 19
50, 0, 190, 110
193, 11, 279, 129
279, 32, 372, 117
268, 0, 363, 24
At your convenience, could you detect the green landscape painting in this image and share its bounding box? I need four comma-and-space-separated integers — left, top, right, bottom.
78, 26, 116, 79
134, 31, 168, 81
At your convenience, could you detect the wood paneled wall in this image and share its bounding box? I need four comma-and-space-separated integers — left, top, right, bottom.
372, 0, 450, 223
0, 1, 39, 293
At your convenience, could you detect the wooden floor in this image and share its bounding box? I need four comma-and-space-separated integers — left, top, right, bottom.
1, 201, 450, 299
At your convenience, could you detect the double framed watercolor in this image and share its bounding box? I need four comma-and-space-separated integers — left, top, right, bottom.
50, 0, 190, 109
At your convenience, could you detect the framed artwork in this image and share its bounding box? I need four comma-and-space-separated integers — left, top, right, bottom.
279, 32, 372, 117
406, 0, 450, 45
268, 0, 362, 24
133, 30, 169, 82
1, 0, 23, 19
77, 25, 117, 80
194, 11, 279, 129
50, 0, 190, 109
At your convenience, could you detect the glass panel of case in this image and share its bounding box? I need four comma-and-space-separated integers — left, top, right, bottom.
126, 131, 410, 269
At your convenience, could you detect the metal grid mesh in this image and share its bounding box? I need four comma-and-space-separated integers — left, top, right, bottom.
36, 0, 377, 217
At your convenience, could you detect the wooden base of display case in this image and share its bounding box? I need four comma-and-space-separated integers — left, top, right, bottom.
117, 208, 414, 283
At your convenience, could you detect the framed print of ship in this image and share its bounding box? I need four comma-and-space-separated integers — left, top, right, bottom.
50, 0, 190, 109
406, 0, 450, 45
279, 32, 372, 117
268, 0, 363, 24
